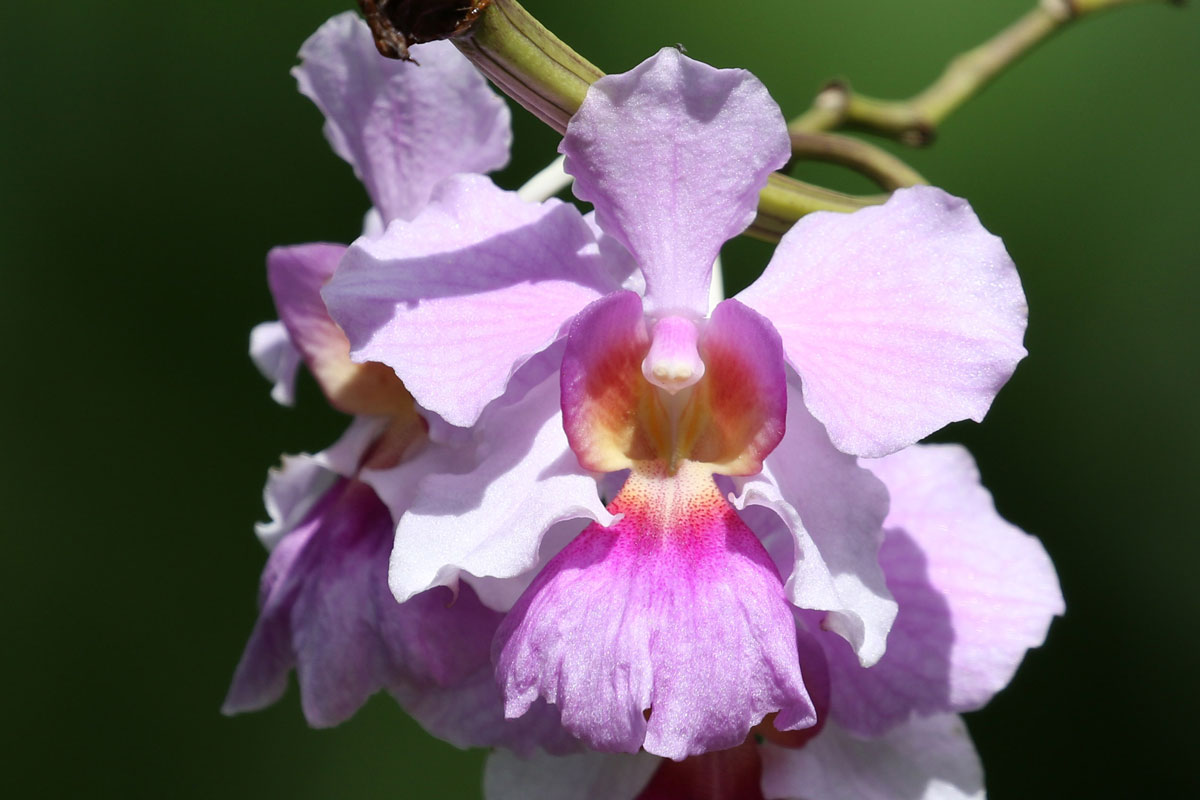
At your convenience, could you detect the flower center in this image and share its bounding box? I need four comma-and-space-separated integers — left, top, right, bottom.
561, 294, 785, 478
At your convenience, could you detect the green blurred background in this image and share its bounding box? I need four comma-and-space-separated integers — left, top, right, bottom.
4, 0, 1197, 796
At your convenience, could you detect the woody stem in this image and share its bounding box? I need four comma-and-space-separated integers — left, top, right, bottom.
788, 0, 1182, 145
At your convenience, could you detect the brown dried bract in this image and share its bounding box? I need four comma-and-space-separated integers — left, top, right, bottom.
357, 0, 493, 61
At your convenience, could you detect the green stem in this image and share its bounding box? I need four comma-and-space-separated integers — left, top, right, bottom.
453, 0, 599, 133
753, 175, 886, 240
789, 132, 928, 190
789, 0, 1181, 144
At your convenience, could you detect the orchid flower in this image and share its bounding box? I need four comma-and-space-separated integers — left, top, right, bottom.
324, 46, 1030, 759
482, 444, 1063, 799
225, 13, 572, 753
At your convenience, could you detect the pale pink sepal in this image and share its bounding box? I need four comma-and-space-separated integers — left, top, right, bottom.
387, 373, 613, 602
393, 641, 581, 756
294, 12, 510, 223
820, 444, 1064, 736
255, 454, 338, 551
231, 459, 577, 753
226, 480, 504, 731
265, 244, 345, 366
562, 47, 789, 316
759, 715, 984, 800
256, 416, 385, 550
460, 519, 587, 613
266, 242, 404, 415
324, 174, 617, 427
249, 321, 301, 407
738, 186, 1027, 458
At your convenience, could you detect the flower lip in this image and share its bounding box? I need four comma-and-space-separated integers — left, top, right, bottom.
494, 460, 817, 759
641, 316, 705, 395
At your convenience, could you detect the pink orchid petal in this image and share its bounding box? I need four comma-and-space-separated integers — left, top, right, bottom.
265, 243, 344, 366
759, 715, 984, 800
383, 589, 580, 756
229, 469, 574, 752
460, 519, 586, 613
267, 243, 413, 416
255, 453, 339, 551
226, 479, 481, 728
731, 379, 895, 666
357, 428, 469, 528
403, 673, 580, 756
256, 416, 386, 550
738, 186, 1027, 457
360, 344, 575, 532
224, 489, 326, 718
324, 174, 617, 427
562, 47, 789, 316
819, 444, 1064, 736
485, 750, 660, 800
294, 12, 510, 223
249, 321, 301, 407
388, 373, 613, 602
315, 414, 389, 477
496, 461, 816, 760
